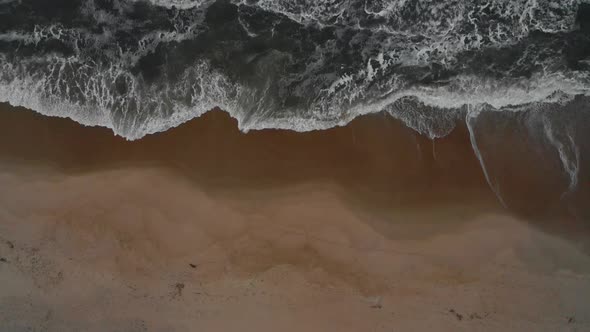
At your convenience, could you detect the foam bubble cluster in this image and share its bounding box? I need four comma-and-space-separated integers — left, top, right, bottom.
0, 0, 588, 140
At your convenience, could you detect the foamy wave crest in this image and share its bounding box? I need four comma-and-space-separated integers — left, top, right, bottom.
1, 51, 588, 140
0, 0, 589, 140
146, 0, 211, 9
0, 55, 247, 139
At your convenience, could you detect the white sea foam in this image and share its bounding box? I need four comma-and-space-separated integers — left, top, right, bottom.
466, 105, 508, 208
145, 0, 212, 9
0, 55, 244, 139
542, 118, 581, 197
0, 0, 588, 141
1, 49, 588, 140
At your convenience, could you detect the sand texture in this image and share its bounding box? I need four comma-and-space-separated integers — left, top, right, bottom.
0, 105, 589, 331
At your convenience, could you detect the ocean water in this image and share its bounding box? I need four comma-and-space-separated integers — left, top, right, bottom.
0, 0, 589, 212
0, 0, 588, 136
1, 3, 590, 329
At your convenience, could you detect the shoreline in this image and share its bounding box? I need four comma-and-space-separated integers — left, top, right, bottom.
1, 103, 587, 218
0, 103, 589, 331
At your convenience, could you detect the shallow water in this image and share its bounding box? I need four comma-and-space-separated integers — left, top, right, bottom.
1, 1, 590, 330
0, 105, 589, 331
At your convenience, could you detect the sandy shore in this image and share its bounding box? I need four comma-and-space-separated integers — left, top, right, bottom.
0, 104, 589, 331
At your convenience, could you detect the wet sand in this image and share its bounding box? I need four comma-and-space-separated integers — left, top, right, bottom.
0, 104, 589, 331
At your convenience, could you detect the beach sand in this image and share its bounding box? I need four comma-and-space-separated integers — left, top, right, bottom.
0, 104, 589, 331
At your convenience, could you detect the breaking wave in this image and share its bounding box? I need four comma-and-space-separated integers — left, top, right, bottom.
0, 0, 588, 154
1, 0, 589, 209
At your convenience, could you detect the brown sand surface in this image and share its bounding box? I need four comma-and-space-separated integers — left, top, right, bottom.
0, 105, 589, 331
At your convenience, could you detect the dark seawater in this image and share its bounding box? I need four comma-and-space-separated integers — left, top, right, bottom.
0, 0, 588, 135
0, 0, 589, 214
